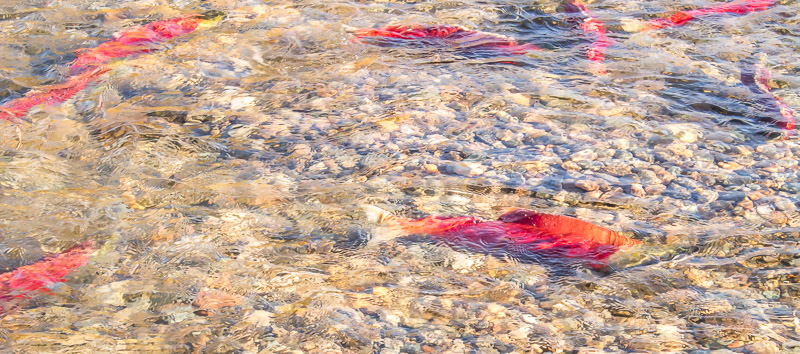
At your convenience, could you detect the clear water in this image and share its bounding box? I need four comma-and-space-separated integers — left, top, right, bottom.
0, 0, 799, 352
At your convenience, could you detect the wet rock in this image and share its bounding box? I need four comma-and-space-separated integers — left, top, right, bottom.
451, 162, 485, 177
705, 131, 736, 143
692, 189, 719, 204
570, 178, 600, 192
570, 149, 597, 161
609, 138, 630, 149
629, 183, 646, 197
663, 123, 702, 143
614, 150, 633, 161
632, 148, 655, 163
667, 183, 692, 200
745, 341, 780, 354
729, 145, 753, 156
644, 184, 666, 195
773, 197, 796, 212
717, 191, 746, 202
193, 289, 244, 313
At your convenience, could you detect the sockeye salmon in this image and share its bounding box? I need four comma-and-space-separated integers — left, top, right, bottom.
740, 59, 796, 132
0, 67, 109, 121
0, 241, 95, 314
363, 205, 640, 268
353, 25, 539, 56
0, 11, 225, 122
645, 0, 775, 30
70, 11, 225, 72
564, 0, 613, 64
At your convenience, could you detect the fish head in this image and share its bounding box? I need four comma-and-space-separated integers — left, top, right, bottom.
196, 10, 227, 29
361, 204, 404, 247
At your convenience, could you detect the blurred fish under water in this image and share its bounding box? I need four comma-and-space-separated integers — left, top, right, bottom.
644, 0, 776, 30
0, 241, 95, 314
740, 59, 796, 132
0, 11, 225, 122
353, 24, 539, 56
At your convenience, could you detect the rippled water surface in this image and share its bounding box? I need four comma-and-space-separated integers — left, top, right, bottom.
1, 0, 800, 352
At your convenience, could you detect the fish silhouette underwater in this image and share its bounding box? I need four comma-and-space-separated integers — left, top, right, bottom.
0, 11, 225, 122
69, 10, 226, 73
0, 241, 96, 314
740, 59, 796, 133
644, 0, 776, 30
564, 0, 613, 64
362, 205, 640, 269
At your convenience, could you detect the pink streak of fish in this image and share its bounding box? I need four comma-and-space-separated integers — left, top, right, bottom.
645, 0, 775, 30
564, 0, 613, 63
354, 25, 539, 55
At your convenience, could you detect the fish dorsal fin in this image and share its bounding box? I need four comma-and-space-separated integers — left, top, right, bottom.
498, 208, 542, 224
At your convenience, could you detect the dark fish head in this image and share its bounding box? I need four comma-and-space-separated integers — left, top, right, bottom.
197, 10, 227, 21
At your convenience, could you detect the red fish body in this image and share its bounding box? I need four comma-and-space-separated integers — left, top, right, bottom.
354, 25, 539, 55
565, 0, 613, 63
0, 241, 95, 302
646, 0, 775, 30
369, 207, 639, 268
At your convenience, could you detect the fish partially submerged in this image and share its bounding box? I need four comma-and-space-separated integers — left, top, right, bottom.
70, 11, 225, 72
0, 241, 96, 310
0, 67, 109, 122
353, 25, 539, 56
564, 0, 613, 64
0, 11, 225, 122
645, 0, 775, 30
362, 205, 640, 268
740, 59, 796, 132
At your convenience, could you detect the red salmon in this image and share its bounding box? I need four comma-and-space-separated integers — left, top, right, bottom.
741, 60, 796, 132
69, 15, 209, 72
0, 241, 95, 304
0, 67, 109, 121
363, 206, 639, 268
354, 24, 539, 55
0, 12, 224, 122
565, 0, 613, 63
645, 0, 775, 30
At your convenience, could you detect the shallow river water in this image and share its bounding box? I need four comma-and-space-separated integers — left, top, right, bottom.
1, 0, 800, 352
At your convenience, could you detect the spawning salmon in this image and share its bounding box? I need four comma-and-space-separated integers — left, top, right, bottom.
0, 241, 95, 312
0, 11, 225, 122
353, 24, 539, 56
362, 205, 640, 268
740, 59, 796, 132
564, 0, 613, 64
645, 0, 775, 30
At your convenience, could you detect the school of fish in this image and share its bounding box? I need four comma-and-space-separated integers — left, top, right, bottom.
0, 0, 796, 311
